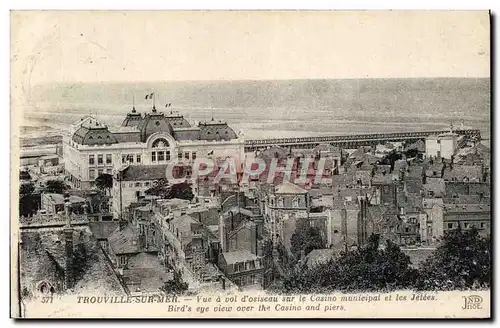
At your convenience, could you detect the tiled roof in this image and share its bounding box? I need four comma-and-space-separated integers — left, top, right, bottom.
443, 194, 489, 205
404, 139, 426, 153
425, 162, 444, 178
314, 143, 342, 155
443, 203, 490, 213
394, 160, 408, 172
119, 165, 169, 181
108, 225, 142, 255
355, 170, 372, 185
20, 226, 125, 295
423, 178, 445, 197
275, 181, 307, 194
222, 250, 259, 265
443, 165, 483, 182
407, 164, 424, 180
44, 193, 86, 205
406, 180, 423, 194
372, 172, 392, 185
89, 221, 120, 240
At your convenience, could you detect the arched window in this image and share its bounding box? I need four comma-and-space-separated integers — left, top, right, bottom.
278, 197, 284, 207
152, 138, 169, 148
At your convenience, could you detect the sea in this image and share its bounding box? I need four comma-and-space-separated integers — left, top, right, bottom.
20, 78, 491, 144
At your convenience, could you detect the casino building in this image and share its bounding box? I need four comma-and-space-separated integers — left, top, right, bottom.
63, 105, 245, 190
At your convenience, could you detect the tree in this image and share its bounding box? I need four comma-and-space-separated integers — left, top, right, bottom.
416, 228, 491, 291
44, 179, 68, 194
330, 235, 418, 292
20, 182, 35, 196
272, 234, 418, 294
95, 173, 113, 196
145, 178, 170, 198
145, 180, 194, 201
19, 182, 40, 218
19, 170, 31, 181
290, 220, 326, 259
160, 269, 188, 295
170, 182, 194, 200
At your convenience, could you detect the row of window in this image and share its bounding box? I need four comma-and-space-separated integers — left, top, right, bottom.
129, 181, 151, 188
114, 181, 152, 188
89, 168, 113, 179
152, 151, 171, 162
270, 197, 301, 208
122, 154, 141, 164
446, 221, 488, 230
233, 259, 262, 273
89, 154, 112, 166
89, 151, 200, 166
233, 274, 262, 287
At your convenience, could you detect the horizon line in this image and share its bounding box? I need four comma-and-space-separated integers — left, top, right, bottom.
31, 76, 491, 86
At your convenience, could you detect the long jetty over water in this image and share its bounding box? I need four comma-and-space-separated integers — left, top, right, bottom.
244, 129, 481, 152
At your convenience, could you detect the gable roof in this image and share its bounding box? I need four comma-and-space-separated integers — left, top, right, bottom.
275, 181, 307, 194
108, 225, 142, 255
443, 165, 483, 182
221, 250, 259, 265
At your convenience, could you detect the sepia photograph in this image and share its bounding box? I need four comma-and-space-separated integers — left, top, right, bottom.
10, 10, 491, 318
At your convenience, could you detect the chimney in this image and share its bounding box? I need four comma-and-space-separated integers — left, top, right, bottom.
394, 184, 398, 207
64, 196, 71, 227
219, 275, 226, 290
219, 209, 226, 252
250, 223, 258, 255
358, 197, 367, 245
341, 207, 347, 238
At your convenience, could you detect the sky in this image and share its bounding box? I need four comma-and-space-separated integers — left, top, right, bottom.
11, 11, 490, 85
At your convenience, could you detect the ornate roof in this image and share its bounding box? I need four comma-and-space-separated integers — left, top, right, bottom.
71, 118, 118, 146
136, 111, 175, 142
198, 119, 237, 141
165, 112, 191, 128
121, 108, 143, 127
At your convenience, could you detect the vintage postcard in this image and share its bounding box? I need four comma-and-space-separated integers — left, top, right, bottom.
10, 10, 491, 318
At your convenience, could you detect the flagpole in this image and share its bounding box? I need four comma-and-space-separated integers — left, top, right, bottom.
153, 93, 156, 110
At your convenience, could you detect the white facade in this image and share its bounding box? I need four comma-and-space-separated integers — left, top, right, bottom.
425, 132, 458, 160
63, 114, 245, 190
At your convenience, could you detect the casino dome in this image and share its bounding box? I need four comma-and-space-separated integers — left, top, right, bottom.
137, 111, 175, 142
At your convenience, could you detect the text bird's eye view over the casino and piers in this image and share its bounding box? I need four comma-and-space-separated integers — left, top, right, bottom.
11, 11, 490, 319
